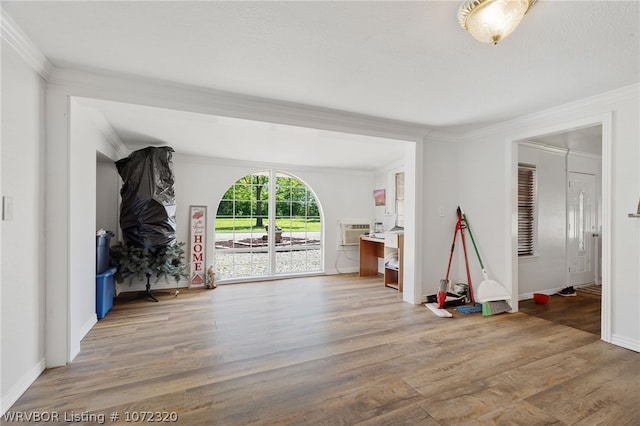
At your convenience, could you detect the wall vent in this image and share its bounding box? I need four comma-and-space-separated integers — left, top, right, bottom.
339, 221, 370, 245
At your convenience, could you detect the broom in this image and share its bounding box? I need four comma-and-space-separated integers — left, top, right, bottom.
461, 208, 511, 316
482, 300, 511, 316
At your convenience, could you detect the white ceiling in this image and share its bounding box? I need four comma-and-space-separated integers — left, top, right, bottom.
3, 1, 638, 167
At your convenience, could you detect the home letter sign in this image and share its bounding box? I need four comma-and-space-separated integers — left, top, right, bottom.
189, 205, 207, 287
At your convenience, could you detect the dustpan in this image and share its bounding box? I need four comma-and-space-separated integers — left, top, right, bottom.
475, 271, 511, 303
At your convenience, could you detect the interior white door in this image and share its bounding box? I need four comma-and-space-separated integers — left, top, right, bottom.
568, 172, 596, 286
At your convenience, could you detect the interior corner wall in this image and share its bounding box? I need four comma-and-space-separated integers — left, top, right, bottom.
1, 39, 47, 414
419, 137, 460, 299
517, 144, 567, 296
456, 135, 511, 301
96, 159, 120, 240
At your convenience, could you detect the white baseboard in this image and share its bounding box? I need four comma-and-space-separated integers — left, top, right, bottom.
325, 267, 359, 275
80, 315, 97, 339
518, 289, 639, 353
519, 283, 600, 301
610, 334, 640, 353
71, 315, 98, 362
0, 357, 46, 416
518, 286, 564, 300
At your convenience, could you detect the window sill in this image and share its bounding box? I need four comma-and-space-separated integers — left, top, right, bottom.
518, 255, 540, 264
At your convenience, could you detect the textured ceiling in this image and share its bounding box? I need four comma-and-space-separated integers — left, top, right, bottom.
2, 1, 638, 166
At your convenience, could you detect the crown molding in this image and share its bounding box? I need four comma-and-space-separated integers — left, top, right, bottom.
1, 9, 53, 79
518, 141, 568, 156
376, 158, 405, 174
424, 130, 461, 144
72, 97, 129, 159
566, 150, 601, 160
84, 108, 130, 159
461, 83, 640, 142
172, 152, 376, 176
47, 67, 432, 144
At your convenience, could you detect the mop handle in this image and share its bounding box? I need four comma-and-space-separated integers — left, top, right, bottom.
458, 220, 475, 304
445, 225, 458, 280
459, 207, 485, 271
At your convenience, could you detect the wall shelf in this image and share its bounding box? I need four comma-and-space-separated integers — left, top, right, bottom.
383, 232, 403, 292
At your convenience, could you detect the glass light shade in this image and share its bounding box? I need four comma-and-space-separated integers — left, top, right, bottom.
459, 0, 535, 44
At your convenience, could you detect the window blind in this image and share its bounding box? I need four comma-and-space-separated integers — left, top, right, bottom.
518, 164, 536, 256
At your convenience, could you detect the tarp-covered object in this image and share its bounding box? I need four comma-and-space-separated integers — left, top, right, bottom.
116, 146, 177, 249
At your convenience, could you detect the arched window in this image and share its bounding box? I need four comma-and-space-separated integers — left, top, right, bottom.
214, 170, 322, 281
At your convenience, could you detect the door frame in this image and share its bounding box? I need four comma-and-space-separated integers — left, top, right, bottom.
510, 112, 612, 343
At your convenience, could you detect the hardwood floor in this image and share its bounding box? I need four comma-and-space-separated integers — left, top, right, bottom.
6, 275, 639, 425
519, 291, 601, 336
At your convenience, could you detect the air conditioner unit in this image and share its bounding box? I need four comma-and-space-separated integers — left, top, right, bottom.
340, 221, 370, 246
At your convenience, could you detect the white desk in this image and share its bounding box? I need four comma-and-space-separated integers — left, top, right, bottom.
359, 233, 403, 291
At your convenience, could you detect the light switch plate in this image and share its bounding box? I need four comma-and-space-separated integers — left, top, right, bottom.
2, 196, 13, 221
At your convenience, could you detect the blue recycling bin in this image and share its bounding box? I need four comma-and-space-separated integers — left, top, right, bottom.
96, 231, 114, 274
96, 268, 116, 319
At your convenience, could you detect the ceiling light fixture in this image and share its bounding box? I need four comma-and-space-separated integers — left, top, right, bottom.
458, 0, 536, 45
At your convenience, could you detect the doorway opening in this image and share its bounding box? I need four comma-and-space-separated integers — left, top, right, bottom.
514, 121, 607, 338
214, 170, 323, 282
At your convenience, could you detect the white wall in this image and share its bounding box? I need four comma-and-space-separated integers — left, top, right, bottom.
606, 92, 640, 351
67, 102, 123, 358
68, 102, 98, 357
517, 144, 567, 296
0, 39, 47, 413
420, 136, 460, 299
96, 158, 120, 239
